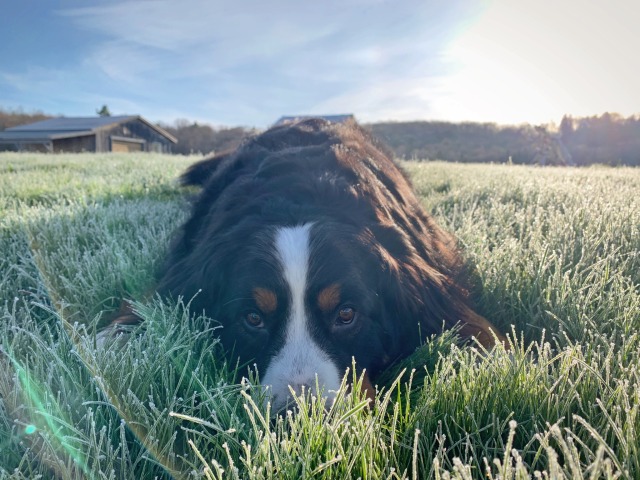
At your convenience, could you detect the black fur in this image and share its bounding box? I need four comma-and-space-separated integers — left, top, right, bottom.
112, 118, 504, 382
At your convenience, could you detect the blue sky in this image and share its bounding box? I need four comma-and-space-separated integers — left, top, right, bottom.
1, 0, 638, 128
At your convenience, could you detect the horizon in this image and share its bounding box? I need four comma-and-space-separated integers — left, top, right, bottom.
3, 106, 635, 131
1, 0, 638, 129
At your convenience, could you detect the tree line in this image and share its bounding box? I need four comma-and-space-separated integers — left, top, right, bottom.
369, 113, 640, 166
558, 113, 640, 166
368, 121, 569, 165
157, 119, 257, 155
1, 107, 639, 166
0, 107, 51, 131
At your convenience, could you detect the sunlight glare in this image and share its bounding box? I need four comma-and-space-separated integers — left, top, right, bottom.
436, 0, 639, 124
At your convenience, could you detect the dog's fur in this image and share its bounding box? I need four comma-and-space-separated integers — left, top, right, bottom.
104, 118, 504, 410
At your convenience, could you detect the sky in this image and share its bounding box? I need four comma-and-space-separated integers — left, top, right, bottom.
1, 0, 639, 128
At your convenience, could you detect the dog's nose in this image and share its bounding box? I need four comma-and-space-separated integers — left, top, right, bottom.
260, 346, 343, 413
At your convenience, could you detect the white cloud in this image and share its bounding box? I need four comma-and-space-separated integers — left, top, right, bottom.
60, 1, 344, 68
53, 0, 470, 125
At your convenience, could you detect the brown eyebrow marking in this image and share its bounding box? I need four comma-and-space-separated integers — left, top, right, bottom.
318, 283, 341, 312
253, 287, 278, 314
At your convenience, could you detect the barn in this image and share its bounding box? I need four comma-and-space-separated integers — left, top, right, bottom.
0, 115, 177, 153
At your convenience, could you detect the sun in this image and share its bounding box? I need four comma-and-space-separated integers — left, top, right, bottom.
436, 38, 560, 125
434, 0, 639, 125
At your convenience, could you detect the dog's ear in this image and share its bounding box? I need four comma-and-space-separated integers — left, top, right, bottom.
180, 151, 233, 187
172, 151, 244, 257
373, 225, 506, 351
156, 224, 239, 319
374, 226, 506, 348
380, 262, 506, 351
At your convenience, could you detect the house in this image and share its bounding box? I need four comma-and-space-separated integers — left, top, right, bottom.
0, 115, 177, 153
273, 114, 355, 127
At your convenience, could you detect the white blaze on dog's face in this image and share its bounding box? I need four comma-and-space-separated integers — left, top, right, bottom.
260, 224, 342, 411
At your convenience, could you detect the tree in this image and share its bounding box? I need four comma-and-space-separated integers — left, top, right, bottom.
559, 115, 574, 140
0, 107, 51, 131
96, 105, 111, 117
159, 120, 255, 155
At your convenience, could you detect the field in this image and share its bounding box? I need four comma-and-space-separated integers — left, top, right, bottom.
0, 152, 638, 479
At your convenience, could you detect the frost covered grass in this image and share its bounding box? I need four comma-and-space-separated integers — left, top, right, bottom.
0, 153, 638, 479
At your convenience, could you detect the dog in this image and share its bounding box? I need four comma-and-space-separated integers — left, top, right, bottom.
103, 118, 504, 411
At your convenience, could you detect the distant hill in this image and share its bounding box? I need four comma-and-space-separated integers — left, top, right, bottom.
368, 121, 569, 165
367, 113, 640, 166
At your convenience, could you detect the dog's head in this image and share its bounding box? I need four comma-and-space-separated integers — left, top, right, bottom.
154, 119, 503, 410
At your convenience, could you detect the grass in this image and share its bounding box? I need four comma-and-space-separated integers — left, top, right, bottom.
0, 152, 638, 479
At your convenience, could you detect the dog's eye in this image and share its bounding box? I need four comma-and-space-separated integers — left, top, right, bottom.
337, 306, 356, 324
245, 312, 264, 328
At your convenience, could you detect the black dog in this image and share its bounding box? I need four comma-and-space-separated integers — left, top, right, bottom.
104, 118, 504, 410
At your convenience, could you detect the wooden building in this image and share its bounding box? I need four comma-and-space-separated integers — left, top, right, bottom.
0, 115, 177, 153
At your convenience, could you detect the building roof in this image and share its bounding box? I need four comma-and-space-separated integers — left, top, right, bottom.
273, 114, 355, 127
0, 115, 177, 143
